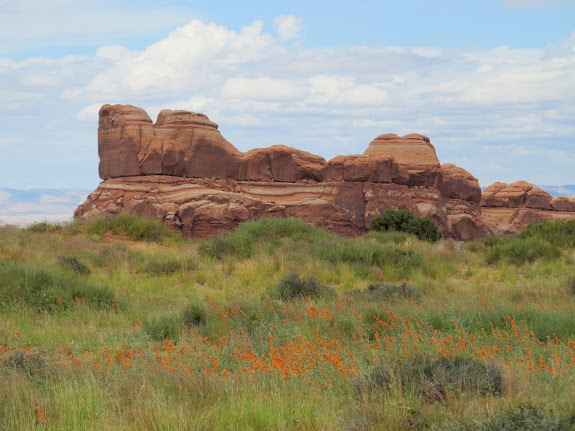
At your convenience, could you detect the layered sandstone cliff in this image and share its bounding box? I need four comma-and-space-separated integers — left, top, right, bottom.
75, 104, 575, 240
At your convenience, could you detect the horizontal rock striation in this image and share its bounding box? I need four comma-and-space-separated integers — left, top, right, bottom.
76, 104, 575, 240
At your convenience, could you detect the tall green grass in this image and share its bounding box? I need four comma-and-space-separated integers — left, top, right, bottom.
0, 258, 115, 310
87, 214, 177, 242
520, 219, 575, 248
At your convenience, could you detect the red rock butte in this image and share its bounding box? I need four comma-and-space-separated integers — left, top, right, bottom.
75, 104, 575, 240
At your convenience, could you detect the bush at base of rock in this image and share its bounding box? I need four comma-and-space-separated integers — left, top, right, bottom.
370, 209, 442, 242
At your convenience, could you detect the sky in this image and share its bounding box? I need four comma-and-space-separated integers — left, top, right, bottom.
1, 0, 574, 191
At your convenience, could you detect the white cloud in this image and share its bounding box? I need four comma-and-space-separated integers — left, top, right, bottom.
221, 77, 308, 100
65, 20, 276, 101
76, 104, 101, 121
273, 15, 303, 41
96, 45, 131, 60
2, 17, 575, 187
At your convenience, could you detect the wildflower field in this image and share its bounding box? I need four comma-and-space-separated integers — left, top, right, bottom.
1, 215, 575, 430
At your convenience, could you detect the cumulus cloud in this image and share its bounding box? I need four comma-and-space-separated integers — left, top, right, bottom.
273, 15, 303, 41
3, 17, 575, 187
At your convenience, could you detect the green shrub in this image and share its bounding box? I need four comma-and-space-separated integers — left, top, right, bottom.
407, 217, 442, 242
520, 219, 575, 248
199, 217, 331, 260
439, 404, 575, 431
26, 222, 63, 233
138, 256, 194, 276
87, 214, 177, 242
199, 231, 255, 260
0, 258, 115, 310
359, 283, 420, 302
182, 302, 208, 327
486, 237, 561, 265
369, 215, 386, 232
72, 284, 116, 309
360, 355, 503, 401
272, 272, 336, 300
1, 350, 48, 377
370, 210, 441, 242
370, 210, 415, 233
313, 238, 423, 270
570, 278, 575, 295
144, 314, 183, 342
57, 255, 91, 275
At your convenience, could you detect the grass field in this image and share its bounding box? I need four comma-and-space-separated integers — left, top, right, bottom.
1, 215, 575, 430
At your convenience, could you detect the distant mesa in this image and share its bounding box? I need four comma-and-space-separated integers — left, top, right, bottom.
75, 104, 575, 240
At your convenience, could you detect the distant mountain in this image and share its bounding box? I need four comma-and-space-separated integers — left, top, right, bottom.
0, 189, 89, 226
536, 185, 575, 198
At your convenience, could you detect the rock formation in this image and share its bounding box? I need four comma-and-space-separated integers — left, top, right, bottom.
76, 104, 575, 240
479, 181, 575, 236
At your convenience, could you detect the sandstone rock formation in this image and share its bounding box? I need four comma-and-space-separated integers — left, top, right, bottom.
76, 104, 575, 240
480, 181, 575, 236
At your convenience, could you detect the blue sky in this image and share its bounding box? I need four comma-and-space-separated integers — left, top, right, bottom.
1, 0, 574, 190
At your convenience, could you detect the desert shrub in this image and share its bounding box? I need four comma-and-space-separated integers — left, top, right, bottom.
486, 237, 560, 265
138, 256, 195, 276
521, 308, 575, 341
57, 255, 91, 275
26, 222, 63, 233
182, 302, 208, 327
71, 284, 116, 308
0, 350, 48, 377
370, 210, 415, 233
199, 217, 330, 260
407, 217, 442, 242
0, 258, 115, 310
90, 245, 143, 268
272, 272, 336, 300
370, 210, 441, 242
520, 219, 575, 248
87, 214, 177, 242
359, 283, 420, 302
144, 314, 183, 342
199, 230, 255, 260
360, 355, 503, 401
313, 238, 423, 270
438, 404, 575, 431
369, 215, 386, 232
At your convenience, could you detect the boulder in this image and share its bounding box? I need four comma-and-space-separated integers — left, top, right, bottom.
551, 197, 575, 212
440, 163, 481, 204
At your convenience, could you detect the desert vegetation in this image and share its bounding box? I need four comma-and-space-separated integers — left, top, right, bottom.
1, 215, 575, 430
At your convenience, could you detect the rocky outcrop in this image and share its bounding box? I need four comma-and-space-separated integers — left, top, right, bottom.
479, 181, 575, 235
77, 104, 575, 240
439, 164, 487, 240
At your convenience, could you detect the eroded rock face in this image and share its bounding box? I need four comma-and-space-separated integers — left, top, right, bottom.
440, 164, 481, 204
78, 104, 575, 240
364, 134, 441, 188
479, 181, 575, 235
76, 176, 453, 238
